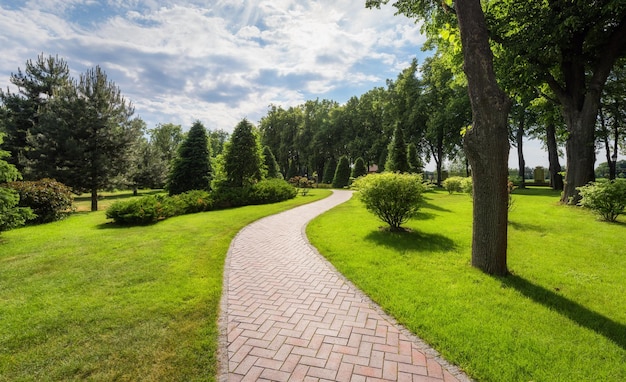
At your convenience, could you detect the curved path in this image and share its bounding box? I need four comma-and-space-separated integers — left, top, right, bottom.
219, 190, 470, 382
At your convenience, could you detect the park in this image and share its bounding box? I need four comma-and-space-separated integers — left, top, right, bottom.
2, 1, 626, 381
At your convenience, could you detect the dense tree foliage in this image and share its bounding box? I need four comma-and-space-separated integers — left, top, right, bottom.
262, 146, 282, 179
167, 120, 212, 195
0, 134, 35, 232
332, 156, 351, 188
352, 157, 368, 179
385, 124, 410, 173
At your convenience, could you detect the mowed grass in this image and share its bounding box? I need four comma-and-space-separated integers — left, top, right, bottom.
0, 189, 331, 381
307, 188, 626, 382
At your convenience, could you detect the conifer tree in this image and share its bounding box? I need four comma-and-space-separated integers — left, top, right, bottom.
407, 143, 423, 173
352, 157, 368, 178
222, 119, 264, 187
167, 120, 212, 195
322, 157, 336, 184
385, 124, 410, 173
263, 146, 282, 179
332, 155, 351, 188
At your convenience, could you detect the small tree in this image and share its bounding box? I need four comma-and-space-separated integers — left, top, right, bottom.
577, 179, 626, 222
221, 119, 264, 187
385, 124, 410, 173
352, 173, 427, 231
167, 120, 212, 195
263, 146, 282, 179
285, 159, 298, 181
352, 157, 368, 179
332, 156, 351, 188
407, 143, 423, 174
322, 158, 337, 184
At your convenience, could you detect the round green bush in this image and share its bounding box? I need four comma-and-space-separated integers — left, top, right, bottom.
577, 179, 626, 222
106, 195, 175, 225
352, 172, 427, 231
6, 178, 74, 224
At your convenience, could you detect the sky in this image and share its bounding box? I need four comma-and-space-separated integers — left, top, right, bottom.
0, 0, 593, 171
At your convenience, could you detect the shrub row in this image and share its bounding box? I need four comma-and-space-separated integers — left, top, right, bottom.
5, 178, 74, 224
107, 179, 296, 225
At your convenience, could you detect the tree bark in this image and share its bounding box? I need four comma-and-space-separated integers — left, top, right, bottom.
456, 0, 511, 276
91, 187, 98, 212
545, 122, 564, 190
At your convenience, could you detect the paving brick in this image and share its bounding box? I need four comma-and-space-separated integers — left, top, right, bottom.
219, 190, 470, 382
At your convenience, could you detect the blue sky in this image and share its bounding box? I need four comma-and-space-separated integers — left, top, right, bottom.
0, 0, 571, 170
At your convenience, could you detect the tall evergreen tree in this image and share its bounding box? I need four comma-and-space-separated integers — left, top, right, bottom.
30, 66, 140, 211
332, 155, 351, 188
0, 134, 35, 233
385, 124, 410, 173
407, 143, 423, 174
167, 120, 212, 195
322, 157, 336, 184
0, 54, 70, 174
222, 119, 264, 187
263, 145, 282, 179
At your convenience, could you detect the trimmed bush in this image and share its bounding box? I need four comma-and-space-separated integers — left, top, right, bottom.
6, 178, 74, 224
249, 179, 297, 204
442, 176, 464, 194
352, 173, 427, 231
461, 177, 473, 195
577, 179, 626, 222
171, 190, 213, 214
106, 195, 175, 225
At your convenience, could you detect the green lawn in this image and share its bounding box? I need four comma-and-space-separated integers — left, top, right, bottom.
307, 187, 626, 382
0, 190, 331, 381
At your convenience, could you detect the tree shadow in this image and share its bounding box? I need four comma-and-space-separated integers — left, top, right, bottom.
74, 190, 163, 203
365, 229, 456, 254
421, 197, 453, 213
508, 220, 544, 232
500, 274, 626, 350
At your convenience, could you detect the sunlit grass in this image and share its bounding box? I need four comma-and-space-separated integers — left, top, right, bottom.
0, 189, 331, 381
307, 188, 626, 382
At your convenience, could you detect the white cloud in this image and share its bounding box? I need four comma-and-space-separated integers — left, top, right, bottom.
0, 0, 427, 131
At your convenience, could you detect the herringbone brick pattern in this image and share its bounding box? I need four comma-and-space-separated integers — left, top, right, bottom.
219, 190, 470, 382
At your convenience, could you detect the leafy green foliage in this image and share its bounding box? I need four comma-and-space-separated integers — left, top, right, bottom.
171, 190, 213, 215
213, 179, 296, 208
352, 172, 427, 231
6, 178, 73, 224
221, 119, 264, 188
289, 176, 315, 196
332, 156, 351, 188
106, 195, 175, 225
0, 134, 35, 232
442, 176, 464, 194
351, 157, 368, 179
167, 121, 212, 195
577, 179, 626, 222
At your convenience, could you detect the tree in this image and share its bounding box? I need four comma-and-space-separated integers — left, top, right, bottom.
332, 155, 351, 188
149, 123, 184, 165
385, 124, 410, 173
485, 1, 626, 203
30, 66, 140, 211
597, 60, 626, 180
369, 0, 511, 275
262, 145, 282, 179
208, 128, 230, 158
0, 134, 35, 233
221, 119, 264, 188
167, 120, 212, 195
0, 54, 70, 174
352, 157, 368, 178
407, 143, 423, 174
322, 157, 336, 184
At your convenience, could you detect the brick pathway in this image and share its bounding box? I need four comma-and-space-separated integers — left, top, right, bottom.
218, 190, 471, 382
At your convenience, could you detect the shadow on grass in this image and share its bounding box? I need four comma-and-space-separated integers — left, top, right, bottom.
501, 275, 626, 350
512, 187, 562, 198
365, 229, 456, 254
421, 197, 453, 213
508, 220, 544, 232
74, 190, 164, 203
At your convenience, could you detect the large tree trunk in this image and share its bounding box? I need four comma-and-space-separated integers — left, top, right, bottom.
546, 122, 564, 190
560, 101, 598, 203
456, 0, 511, 276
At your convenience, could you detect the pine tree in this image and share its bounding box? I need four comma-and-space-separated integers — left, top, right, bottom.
222, 119, 264, 187
385, 124, 410, 173
332, 156, 351, 188
407, 143, 423, 173
263, 146, 282, 179
0, 134, 35, 232
167, 120, 212, 195
322, 157, 336, 184
352, 157, 368, 178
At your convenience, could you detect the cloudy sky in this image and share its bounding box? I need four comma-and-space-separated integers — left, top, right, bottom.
0, 0, 563, 170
